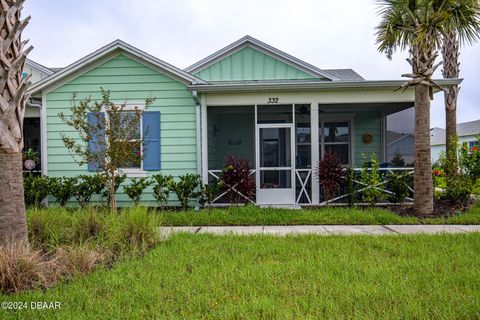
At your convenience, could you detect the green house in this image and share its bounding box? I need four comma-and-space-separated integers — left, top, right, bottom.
25, 36, 459, 206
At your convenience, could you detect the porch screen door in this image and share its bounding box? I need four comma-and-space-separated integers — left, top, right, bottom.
256, 124, 295, 205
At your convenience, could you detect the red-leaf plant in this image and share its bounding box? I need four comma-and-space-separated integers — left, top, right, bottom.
220, 156, 256, 203
314, 151, 346, 202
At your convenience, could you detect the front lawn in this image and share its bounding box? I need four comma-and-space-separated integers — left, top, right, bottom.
2, 233, 480, 319
158, 203, 480, 226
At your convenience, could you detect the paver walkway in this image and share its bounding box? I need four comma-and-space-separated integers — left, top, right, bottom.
159, 225, 480, 236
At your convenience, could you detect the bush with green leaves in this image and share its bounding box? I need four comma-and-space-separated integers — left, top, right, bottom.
24, 175, 51, 208
345, 166, 356, 207
360, 154, 383, 206
151, 173, 173, 208
123, 177, 152, 205
437, 136, 479, 205
49, 177, 78, 207
386, 172, 411, 204
168, 174, 201, 210
200, 181, 223, 205
73, 175, 104, 207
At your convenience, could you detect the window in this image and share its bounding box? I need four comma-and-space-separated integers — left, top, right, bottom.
110, 110, 143, 170
320, 120, 351, 165
469, 141, 478, 149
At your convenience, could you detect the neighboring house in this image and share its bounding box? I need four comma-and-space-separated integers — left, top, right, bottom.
430, 120, 480, 163
24, 35, 459, 206
386, 130, 414, 166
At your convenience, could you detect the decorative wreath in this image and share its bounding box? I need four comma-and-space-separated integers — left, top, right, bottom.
362, 133, 373, 144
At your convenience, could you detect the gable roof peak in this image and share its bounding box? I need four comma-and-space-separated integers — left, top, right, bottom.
185, 35, 339, 80
28, 39, 206, 94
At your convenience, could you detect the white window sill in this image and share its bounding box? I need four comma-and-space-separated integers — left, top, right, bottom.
115, 169, 148, 178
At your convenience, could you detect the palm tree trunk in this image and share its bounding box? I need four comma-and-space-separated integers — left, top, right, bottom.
442, 31, 460, 180
413, 84, 434, 215
0, 153, 27, 242
0, 0, 32, 245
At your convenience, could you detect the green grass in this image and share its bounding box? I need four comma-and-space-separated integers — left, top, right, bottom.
158, 203, 480, 226
2, 233, 480, 319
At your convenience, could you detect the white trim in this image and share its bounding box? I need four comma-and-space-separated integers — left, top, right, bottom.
310, 103, 320, 205
115, 169, 148, 178
40, 91, 48, 176
26, 59, 54, 75
255, 105, 296, 205
188, 78, 462, 93
28, 39, 206, 95
201, 95, 208, 184
185, 35, 337, 80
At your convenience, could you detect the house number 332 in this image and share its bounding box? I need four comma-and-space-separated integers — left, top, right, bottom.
267, 97, 279, 103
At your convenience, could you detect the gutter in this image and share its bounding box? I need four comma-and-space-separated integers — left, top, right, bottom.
187, 78, 463, 93
191, 90, 202, 179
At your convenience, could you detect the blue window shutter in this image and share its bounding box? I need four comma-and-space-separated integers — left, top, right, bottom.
87, 112, 105, 172
142, 111, 161, 171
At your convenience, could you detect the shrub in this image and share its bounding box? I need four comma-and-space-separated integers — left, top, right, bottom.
152, 173, 174, 208
73, 175, 104, 206
386, 172, 411, 204
360, 154, 383, 206
49, 177, 78, 206
0, 240, 59, 294
123, 177, 152, 205
73, 208, 107, 243
314, 151, 345, 202
345, 166, 356, 206
55, 244, 104, 277
220, 156, 255, 203
200, 182, 223, 205
438, 136, 479, 205
169, 174, 201, 210
24, 175, 50, 208
106, 207, 161, 257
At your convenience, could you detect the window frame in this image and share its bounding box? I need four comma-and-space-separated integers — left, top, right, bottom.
319, 114, 354, 166
104, 103, 147, 177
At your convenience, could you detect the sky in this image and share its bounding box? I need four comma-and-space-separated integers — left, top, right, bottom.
22, 0, 480, 129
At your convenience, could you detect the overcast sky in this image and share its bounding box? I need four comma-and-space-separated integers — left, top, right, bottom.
23, 0, 480, 128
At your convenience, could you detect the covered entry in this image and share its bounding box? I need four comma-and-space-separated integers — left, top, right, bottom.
206, 104, 312, 205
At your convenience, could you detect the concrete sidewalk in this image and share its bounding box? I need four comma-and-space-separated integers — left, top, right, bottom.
159, 225, 480, 236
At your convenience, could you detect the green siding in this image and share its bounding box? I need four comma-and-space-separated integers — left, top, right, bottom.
353, 112, 382, 165
194, 46, 317, 81
46, 54, 198, 206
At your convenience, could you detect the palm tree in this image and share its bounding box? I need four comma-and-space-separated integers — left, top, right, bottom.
441, 0, 480, 181
0, 0, 32, 244
376, 0, 480, 215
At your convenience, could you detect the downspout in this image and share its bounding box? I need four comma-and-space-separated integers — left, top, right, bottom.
191, 90, 202, 181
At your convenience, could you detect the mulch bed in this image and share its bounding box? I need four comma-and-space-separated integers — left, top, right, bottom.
390, 198, 476, 218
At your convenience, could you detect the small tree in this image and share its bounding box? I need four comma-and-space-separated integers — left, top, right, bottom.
314, 151, 346, 203
59, 88, 154, 212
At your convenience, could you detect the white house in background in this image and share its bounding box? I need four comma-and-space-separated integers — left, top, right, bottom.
431, 119, 480, 162
387, 130, 414, 166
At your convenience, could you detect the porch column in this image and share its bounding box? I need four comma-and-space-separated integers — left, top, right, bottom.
201, 97, 208, 184
311, 103, 320, 204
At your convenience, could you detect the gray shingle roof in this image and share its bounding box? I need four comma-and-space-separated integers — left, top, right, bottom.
323, 69, 365, 81
457, 119, 480, 136
430, 119, 479, 145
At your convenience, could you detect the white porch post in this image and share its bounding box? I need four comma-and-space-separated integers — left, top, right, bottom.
201, 96, 208, 184
311, 103, 320, 204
